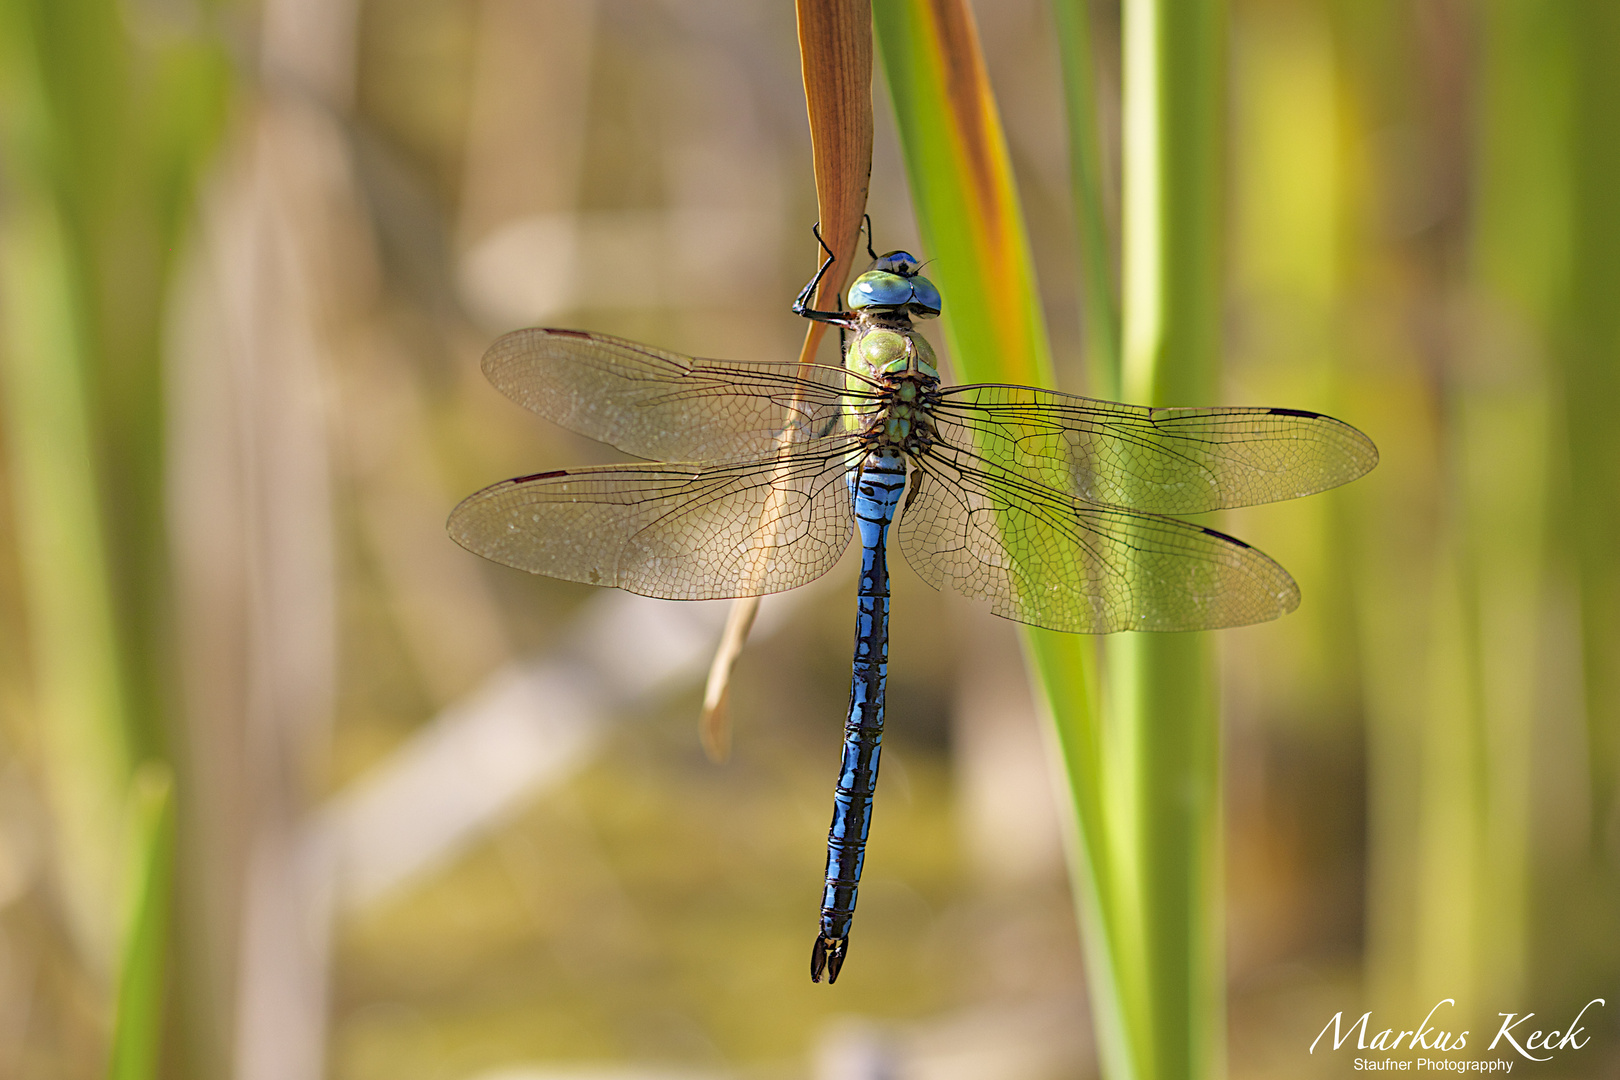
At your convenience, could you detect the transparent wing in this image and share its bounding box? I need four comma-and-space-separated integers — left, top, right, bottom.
447, 441, 859, 600
933, 384, 1378, 514
897, 437, 1300, 633
482, 328, 858, 461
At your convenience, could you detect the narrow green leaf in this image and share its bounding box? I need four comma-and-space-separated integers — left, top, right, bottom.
873, 0, 1050, 386
108, 763, 177, 1080
871, 2, 1121, 1073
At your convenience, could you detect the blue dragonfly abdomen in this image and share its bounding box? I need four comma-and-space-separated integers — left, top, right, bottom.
814, 447, 908, 983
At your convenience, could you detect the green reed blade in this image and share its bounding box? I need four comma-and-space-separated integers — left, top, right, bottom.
871, 1, 1124, 1075
108, 763, 177, 1080
1109, 2, 1228, 1077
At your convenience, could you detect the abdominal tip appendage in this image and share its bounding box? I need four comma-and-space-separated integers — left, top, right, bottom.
811, 933, 847, 983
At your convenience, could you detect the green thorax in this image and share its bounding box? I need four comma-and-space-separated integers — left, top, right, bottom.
847, 323, 939, 382
842, 320, 941, 450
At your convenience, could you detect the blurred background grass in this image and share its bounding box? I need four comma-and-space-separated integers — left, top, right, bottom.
0, 1, 1617, 1079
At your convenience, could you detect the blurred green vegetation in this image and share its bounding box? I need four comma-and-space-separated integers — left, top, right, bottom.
0, 1, 1617, 1079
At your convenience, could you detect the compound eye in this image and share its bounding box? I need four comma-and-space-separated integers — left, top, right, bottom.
908, 275, 942, 318
849, 270, 913, 310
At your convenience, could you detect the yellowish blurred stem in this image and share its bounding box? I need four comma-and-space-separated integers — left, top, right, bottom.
1566, 2, 1620, 856
0, 4, 229, 1073
700, 597, 759, 763
1051, 0, 1120, 398
0, 183, 133, 973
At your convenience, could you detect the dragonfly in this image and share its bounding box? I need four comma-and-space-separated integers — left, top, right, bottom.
448, 235, 1378, 984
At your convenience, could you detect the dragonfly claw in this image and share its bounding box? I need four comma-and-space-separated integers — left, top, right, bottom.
811, 933, 847, 983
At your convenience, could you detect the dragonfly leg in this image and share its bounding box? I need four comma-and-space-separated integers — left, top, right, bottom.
813, 449, 907, 984
792, 222, 860, 328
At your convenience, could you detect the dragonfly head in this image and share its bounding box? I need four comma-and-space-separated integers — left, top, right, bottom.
848, 250, 942, 320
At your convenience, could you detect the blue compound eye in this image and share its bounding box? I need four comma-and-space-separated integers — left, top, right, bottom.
849, 271, 913, 310
908, 275, 942, 318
